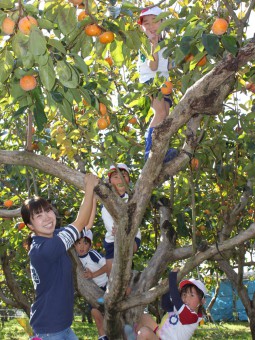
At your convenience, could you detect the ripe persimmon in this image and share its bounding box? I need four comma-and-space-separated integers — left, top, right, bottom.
196, 55, 207, 67
128, 117, 137, 125
31, 141, 39, 150
4, 199, 13, 208
78, 11, 88, 21
99, 103, 107, 115
99, 31, 115, 44
191, 158, 199, 171
18, 16, 38, 35
1, 17, 15, 35
184, 54, 194, 62
18, 222, 26, 230
105, 57, 113, 66
82, 98, 90, 106
20, 75, 37, 91
84, 24, 102, 37
211, 18, 228, 35
69, 0, 83, 5
97, 117, 108, 130
161, 81, 173, 95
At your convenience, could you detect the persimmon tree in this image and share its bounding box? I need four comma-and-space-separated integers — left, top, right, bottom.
0, 0, 255, 338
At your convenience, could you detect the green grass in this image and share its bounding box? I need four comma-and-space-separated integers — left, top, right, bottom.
193, 321, 252, 339
0, 317, 252, 339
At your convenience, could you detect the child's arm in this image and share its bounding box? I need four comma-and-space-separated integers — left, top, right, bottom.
84, 264, 107, 279
72, 174, 98, 232
168, 270, 183, 310
147, 33, 160, 71
85, 195, 97, 230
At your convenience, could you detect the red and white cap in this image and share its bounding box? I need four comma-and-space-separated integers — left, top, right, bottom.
107, 163, 130, 178
84, 229, 93, 242
179, 278, 207, 296
138, 6, 162, 25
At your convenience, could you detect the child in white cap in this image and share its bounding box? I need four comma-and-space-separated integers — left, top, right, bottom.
102, 163, 141, 276
74, 230, 108, 340
138, 6, 178, 163
125, 268, 206, 340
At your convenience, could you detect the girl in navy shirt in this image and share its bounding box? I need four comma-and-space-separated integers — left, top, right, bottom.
21, 173, 98, 340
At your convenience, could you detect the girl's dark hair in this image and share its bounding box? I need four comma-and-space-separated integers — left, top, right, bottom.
180, 284, 205, 314
21, 196, 53, 226
21, 196, 53, 252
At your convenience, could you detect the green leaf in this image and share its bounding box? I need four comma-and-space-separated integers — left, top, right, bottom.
202, 34, 220, 56
29, 27, 47, 56
37, 18, 55, 30
34, 98, 47, 132
56, 60, 71, 81
12, 106, 28, 118
180, 36, 193, 55
0, 50, 14, 83
57, 6, 77, 36
79, 88, 91, 105
115, 133, 130, 147
56, 61, 79, 88
81, 34, 93, 58
126, 30, 141, 51
48, 38, 67, 55
39, 57, 55, 91
221, 35, 238, 55
110, 40, 124, 67
12, 32, 29, 58
21, 52, 34, 69
51, 91, 64, 103
58, 98, 74, 122
0, 0, 13, 9
71, 54, 88, 76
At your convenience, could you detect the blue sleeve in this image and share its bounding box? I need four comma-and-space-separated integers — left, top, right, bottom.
169, 271, 183, 310
56, 225, 80, 250
89, 250, 102, 264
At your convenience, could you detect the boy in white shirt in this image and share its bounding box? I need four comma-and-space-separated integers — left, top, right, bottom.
74, 230, 108, 340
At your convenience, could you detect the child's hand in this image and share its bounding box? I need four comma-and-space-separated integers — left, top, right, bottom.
172, 267, 181, 272
84, 268, 93, 279
84, 173, 99, 188
112, 225, 117, 236
147, 32, 160, 45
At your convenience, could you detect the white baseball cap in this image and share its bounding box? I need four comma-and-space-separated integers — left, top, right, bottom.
180, 278, 207, 296
108, 163, 130, 178
84, 229, 93, 242
138, 6, 162, 25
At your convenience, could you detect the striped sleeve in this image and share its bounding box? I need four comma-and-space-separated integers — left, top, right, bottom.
57, 225, 80, 250
89, 250, 102, 263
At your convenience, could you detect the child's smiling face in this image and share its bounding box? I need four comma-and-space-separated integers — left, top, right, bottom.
141, 14, 162, 40
74, 237, 91, 256
181, 286, 203, 312
110, 170, 130, 195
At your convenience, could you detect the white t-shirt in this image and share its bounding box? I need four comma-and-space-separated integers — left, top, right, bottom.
101, 193, 141, 243
78, 249, 108, 288
138, 47, 169, 83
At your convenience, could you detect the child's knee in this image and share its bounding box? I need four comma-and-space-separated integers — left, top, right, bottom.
137, 326, 153, 339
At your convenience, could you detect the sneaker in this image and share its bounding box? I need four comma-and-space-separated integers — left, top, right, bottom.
124, 324, 136, 340
145, 147, 178, 163
163, 148, 178, 163
97, 297, 105, 305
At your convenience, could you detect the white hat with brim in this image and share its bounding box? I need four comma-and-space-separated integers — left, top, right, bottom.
138, 6, 162, 25
179, 278, 207, 296
84, 229, 93, 242
108, 163, 130, 178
